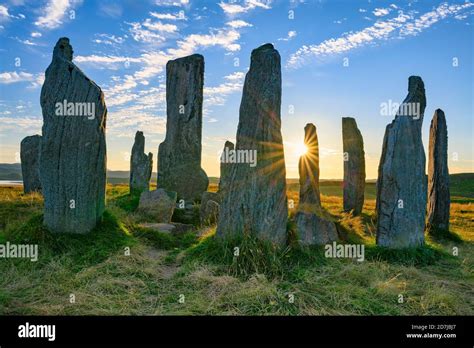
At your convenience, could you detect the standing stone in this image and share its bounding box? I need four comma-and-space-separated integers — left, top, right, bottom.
130, 131, 153, 194
20, 135, 42, 194
40, 38, 107, 234
137, 188, 177, 223
427, 109, 450, 232
216, 43, 288, 245
157, 54, 208, 201
200, 191, 220, 225
342, 117, 365, 215
295, 123, 338, 245
218, 140, 234, 195
376, 76, 427, 248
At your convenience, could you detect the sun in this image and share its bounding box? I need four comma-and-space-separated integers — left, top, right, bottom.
295, 142, 308, 157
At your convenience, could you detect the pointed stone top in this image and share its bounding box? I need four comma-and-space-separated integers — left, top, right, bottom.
224, 140, 234, 150
135, 130, 144, 139
251, 43, 275, 56
407, 76, 425, 95
53, 37, 73, 61
304, 123, 318, 150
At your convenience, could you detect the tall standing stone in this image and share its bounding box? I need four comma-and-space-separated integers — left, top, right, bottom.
427, 109, 450, 232
295, 123, 338, 245
40, 38, 107, 234
20, 135, 42, 193
157, 54, 208, 201
342, 117, 365, 215
376, 76, 427, 248
216, 43, 288, 245
218, 140, 234, 195
130, 131, 153, 194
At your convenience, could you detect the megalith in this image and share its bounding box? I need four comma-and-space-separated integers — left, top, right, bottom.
427, 109, 450, 232
342, 117, 365, 215
157, 54, 208, 201
295, 123, 338, 245
216, 43, 288, 245
40, 37, 107, 234
376, 76, 427, 248
130, 131, 153, 194
218, 140, 234, 195
20, 135, 42, 193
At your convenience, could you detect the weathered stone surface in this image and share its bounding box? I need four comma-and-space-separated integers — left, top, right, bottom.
218, 141, 234, 195
376, 76, 427, 248
130, 131, 153, 194
216, 43, 288, 245
200, 191, 220, 225
342, 117, 365, 215
20, 135, 42, 193
138, 188, 177, 223
157, 54, 208, 201
295, 123, 338, 245
427, 109, 450, 232
40, 38, 107, 234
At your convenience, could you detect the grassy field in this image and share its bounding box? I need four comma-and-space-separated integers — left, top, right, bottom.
0, 176, 472, 315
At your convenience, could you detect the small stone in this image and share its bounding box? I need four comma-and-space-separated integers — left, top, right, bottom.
427, 109, 450, 232
200, 191, 220, 225
138, 188, 177, 223
130, 131, 153, 194
20, 135, 42, 193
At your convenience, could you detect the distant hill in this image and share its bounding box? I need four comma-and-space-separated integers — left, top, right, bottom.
0, 164, 472, 197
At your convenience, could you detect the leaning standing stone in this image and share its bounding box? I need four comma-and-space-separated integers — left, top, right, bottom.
216, 43, 288, 245
40, 38, 107, 234
20, 135, 42, 193
130, 131, 153, 194
157, 54, 208, 201
427, 109, 450, 232
342, 117, 365, 215
295, 123, 338, 245
376, 76, 427, 248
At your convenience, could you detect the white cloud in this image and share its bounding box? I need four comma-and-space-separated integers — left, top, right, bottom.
93, 34, 125, 45
278, 30, 297, 41
35, 0, 82, 29
288, 2, 474, 69
154, 0, 189, 6
31, 31, 42, 37
219, 0, 272, 15
150, 11, 187, 20
226, 20, 252, 28
0, 5, 11, 20
128, 21, 166, 43
204, 71, 245, 107
0, 71, 34, 84
74, 55, 142, 70
142, 18, 178, 33
373, 8, 391, 17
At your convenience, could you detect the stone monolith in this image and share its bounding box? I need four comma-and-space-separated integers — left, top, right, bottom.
130, 131, 153, 194
20, 135, 42, 193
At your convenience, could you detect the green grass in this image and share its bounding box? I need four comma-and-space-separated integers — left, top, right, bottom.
0, 179, 472, 315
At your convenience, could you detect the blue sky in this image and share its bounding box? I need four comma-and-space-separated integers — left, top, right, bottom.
0, 0, 472, 178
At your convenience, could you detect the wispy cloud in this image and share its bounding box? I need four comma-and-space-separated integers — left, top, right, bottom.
35, 0, 82, 30
150, 11, 187, 20
226, 19, 252, 28
219, 0, 272, 15
0, 71, 34, 84
287, 2, 474, 69
278, 30, 297, 41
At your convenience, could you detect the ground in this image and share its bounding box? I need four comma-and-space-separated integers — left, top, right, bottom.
0, 176, 472, 315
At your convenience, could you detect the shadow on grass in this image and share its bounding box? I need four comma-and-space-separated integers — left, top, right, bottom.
2, 210, 134, 271
110, 192, 141, 212
133, 226, 198, 250
427, 227, 463, 244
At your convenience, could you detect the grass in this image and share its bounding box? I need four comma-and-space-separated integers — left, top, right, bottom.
0, 178, 472, 315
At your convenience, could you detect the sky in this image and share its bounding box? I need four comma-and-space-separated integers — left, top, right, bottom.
0, 0, 473, 179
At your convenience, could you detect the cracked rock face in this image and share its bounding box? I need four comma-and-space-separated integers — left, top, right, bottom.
130, 131, 153, 194
342, 117, 365, 215
216, 43, 288, 245
40, 38, 107, 234
427, 109, 450, 232
20, 135, 42, 194
295, 123, 338, 245
376, 76, 427, 248
157, 54, 208, 202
